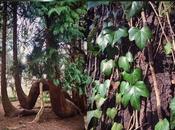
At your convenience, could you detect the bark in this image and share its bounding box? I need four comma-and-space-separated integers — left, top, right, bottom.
12, 2, 28, 108
1, 2, 18, 117
48, 80, 80, 118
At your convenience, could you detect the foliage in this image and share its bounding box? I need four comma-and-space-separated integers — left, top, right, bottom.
170, 97, 175, 129
121, 1, 145, 19
32, 0, 87, 43
154, 118, 169, 130
63, 57, 91, 95
164, 42, 173, 55
129, 26, 152, 49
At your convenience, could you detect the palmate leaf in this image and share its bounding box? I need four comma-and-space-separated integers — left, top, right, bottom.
129, 26, 152, 49
111, 122, 123, 130
126, 51, 133, 62
121, 1, 144, 19
96, 32, 113, 51
106, 107, 117, 119
170, 97, 175, 129
154, 118, 169, 130
164, 42, 173, 55
120, 81, 149, 110
122, 68, 142, 85
97, 79, 110, 97
118, 56, 130, 72
100, 59, 115, 76
112, 27, 128, 46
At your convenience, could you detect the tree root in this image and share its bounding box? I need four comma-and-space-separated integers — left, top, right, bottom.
29, 82, 44, 123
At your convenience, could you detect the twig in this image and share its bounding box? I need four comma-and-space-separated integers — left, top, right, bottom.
135, 110, 139, 129
149, 1, 169, 43
166, 12, 175, 64
127, 112, 134, 130
141, 10, 162, 120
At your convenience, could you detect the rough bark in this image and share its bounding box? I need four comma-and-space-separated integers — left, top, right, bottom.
1, 2, 19, 117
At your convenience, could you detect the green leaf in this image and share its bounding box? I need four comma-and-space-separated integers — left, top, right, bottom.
106, 107, 117, 119
97, 80, 110, 97
120, 81, 130, 95
122, 93, 131, 107
118, 56, 130, 72
100, 59, 115, 76
111, 122, 123, 130
134, 81, 149, 97
121, 1, 144, 19
87, 109, 102, 128
94, 109, 102, 119
130, 94, 140, 110
164, 42, 173, 55
122, 68, 142, 85
154, 118, 169, 130
170, 97, 175, 113
112, 27, 128, 46
170, 97, 175, 129
96, 32, 113, 51
129, 26, 152, 49
96, 96, 106, 108
126, 51, 133, 62
120, 80, 149, 110
116, 93, 122, 104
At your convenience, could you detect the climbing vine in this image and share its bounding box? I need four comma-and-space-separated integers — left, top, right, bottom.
87, 1, 175, 130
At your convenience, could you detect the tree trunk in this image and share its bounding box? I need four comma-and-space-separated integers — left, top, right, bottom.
48, 80, 79, 118
1, 2, 18, 117
12, 2, 28, 109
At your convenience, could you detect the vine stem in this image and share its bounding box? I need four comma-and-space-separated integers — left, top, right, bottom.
141, 11, 162, 120
135, 110, 139, 129
149, 1, 169, 42
166, 12, 175, 64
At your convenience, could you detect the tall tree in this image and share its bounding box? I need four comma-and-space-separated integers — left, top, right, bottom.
1, 2, 18, 117
12, 2, 28, 108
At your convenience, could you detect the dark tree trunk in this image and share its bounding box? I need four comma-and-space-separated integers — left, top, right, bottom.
12, 2, 28, 108
48, 80, 79, 118
1, 2, 18, 117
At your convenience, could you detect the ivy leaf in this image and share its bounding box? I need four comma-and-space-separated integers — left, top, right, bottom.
130, 94, 140, 110
106, 107, 117, 119
118, 56, 130, 72
120, 81, 130, 95
170, 97, 175, 129
98, 79, 110, 97
120, 80, 149, 110
121, 1, 144, 19
111, 122, 123, 130
126, 51, 133, 62
96, 32, 113, 51
170, 97, 175, 113
95, 96, 106, 108
154, 118, 169, 130
100, 59, 115, 76
116, 93, 122, 104
129, 26, 152, 49
122, 68, 142, 85
112, 27, 128, 46
134, 81, 149, 97
87, 109, 102, 129
164, 42, 173, 55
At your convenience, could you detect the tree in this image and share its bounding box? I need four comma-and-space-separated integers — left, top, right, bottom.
12, 2, 28, 108
1, 2, 18, 117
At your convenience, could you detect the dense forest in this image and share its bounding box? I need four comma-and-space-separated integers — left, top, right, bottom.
0, 1, 175, 130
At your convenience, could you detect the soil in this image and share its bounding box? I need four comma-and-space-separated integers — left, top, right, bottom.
0, 101, 85, 130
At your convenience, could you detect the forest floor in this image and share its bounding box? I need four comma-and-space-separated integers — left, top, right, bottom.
0, 101, 85, 130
